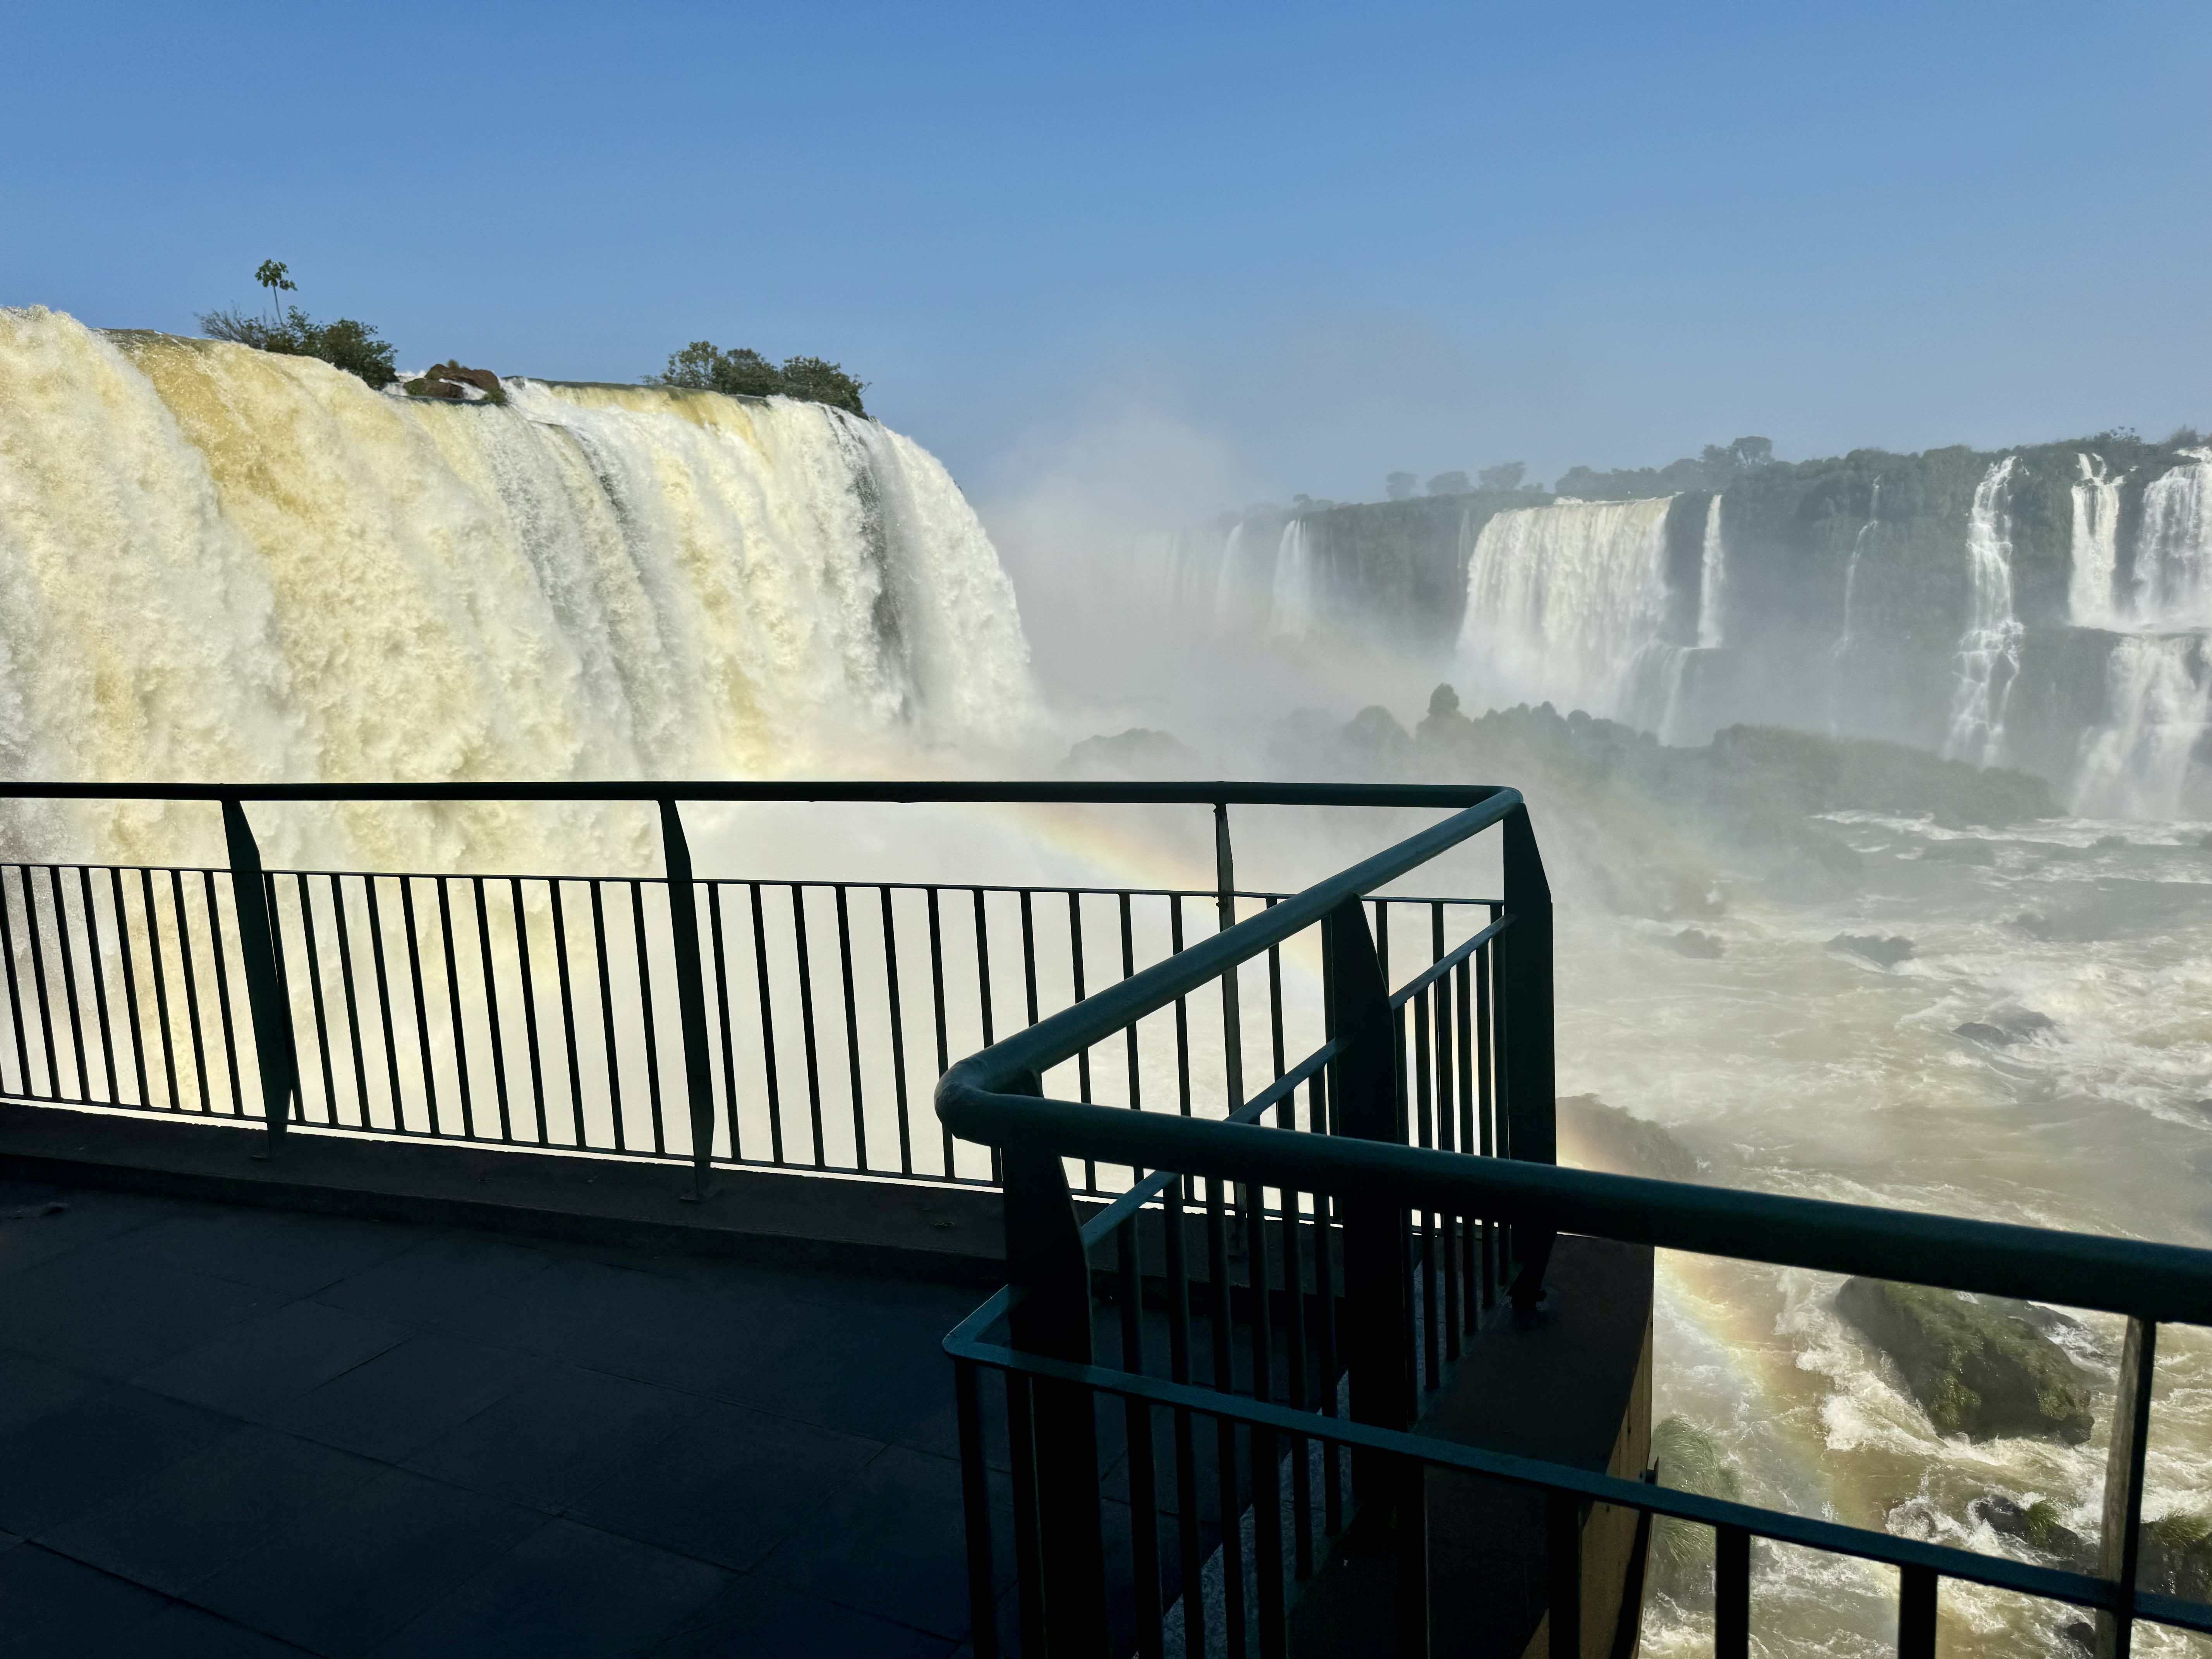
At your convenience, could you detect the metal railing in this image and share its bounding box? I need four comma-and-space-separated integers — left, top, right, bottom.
934, 791, 2212, 1659
0, 782, 1507, 1203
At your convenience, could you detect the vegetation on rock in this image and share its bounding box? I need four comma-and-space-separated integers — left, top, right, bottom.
1649, 1417, 1742, 1606
649, 340, 867, 415
1834, 1278, 2094, 1443
2143, 1512, 2212, 1601
199, 261, 397, 388
1558, 1094, 1701, 1182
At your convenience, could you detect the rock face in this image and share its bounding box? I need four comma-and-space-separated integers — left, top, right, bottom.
1649, 1417, 1741, 1606
1557, 1094, 1701, 1183
1974, 1495, 2093, 1570
1834, 1278, 2095, 1443
403, 361, 505, 404
1956, 1010, 2057, 1047
2142, 1513, 2212, 1601
1669, 927, 1724, 959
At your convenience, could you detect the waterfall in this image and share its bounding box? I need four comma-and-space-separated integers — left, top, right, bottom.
1940, 457, 2022, 766
2130, 450, 2212, 627
2068, 453, 2125, 627
1826, 479, 1881, 735
1269, 518, 1317, 641
2073, 634, 2212, 818
1455, 496, 1678, 728
0, 308, 1034, 865
1695, 495, 1726, 648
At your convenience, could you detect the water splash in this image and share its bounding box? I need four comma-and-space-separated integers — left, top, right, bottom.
1696, 494, 1727, 648
2131, 449, 2212, 628
2067, 453, 2125, 627
1827, 479, 1882, 736
1269, 518, 1316, 641
1456, 495, 1678, 728
1941, 457, 2021, 766
2072, 633, 2212, 818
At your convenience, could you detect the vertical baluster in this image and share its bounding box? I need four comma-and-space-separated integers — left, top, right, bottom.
1898, 1565, 1938, 1659
1413, 989, 1439, 1394
510, 878, 549, 1146
1245, 1176, 1285, 1657
204, 871, 247, 1116
0, 869, 32, 1096
1163, 1175, 1206, 1659
792, 884, 825, 1167
927, 887, 952, 1178
1457, 955, 1478, 1326
1715, 1524, 1751, 1659
750, 882, 785, 1166
47, 868, 89, 1100
332, 877, 371, 1129
1313, 1072, 1343, 1537
438, 878, 478, 1139
708, 885, 740, 1163
549, 881, 586, 1147
364, 879, 407, 1131
296, 876, 338, 1124
21, 867, 60, 1096
168, 870, 213, 1114
472, 877, 513, 1142
1120, 893, 1143, 1179
1005, 1372, 1048, 1657
1206, 1137, 1244, 1659
108, 869, 151, 1109
401, 877, 442, 1136
137, 870, 179, 1110
1475, 919, 1497, 1308
1068, 891, 1094, 1193
587, 880, 623, 1152
834, 884, 866, 1172
1118, 1221, 1164, 1659
881, 886, 911, 1176
657, 803, 714, 1195
1499, 807, 1557, 1308
76, 869, 117, 1101
2097, 1317, 2159, 1659
1283, 1170, 1314, 1583
628, 879, 665, 1158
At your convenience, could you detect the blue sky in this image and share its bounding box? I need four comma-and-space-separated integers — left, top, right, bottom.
6, 1, 2208, 517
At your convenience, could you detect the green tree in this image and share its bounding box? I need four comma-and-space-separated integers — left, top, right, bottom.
1425, 470, 1471, 496
1478, 461, 1526, 492
254, 259, 296, 327
649, 341, 868, 416
1385, 471, 1418, 501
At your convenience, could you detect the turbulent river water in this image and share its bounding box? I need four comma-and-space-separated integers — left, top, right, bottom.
5, 305, 2211, 1654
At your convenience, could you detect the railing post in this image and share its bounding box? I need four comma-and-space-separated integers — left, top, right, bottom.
1323, 898, 1425, 1651
2097, 1317, 2158, 1659
221, 799, 299, 1156
1213, 801, 1245, 1111
1001, 1068, 1109, 1657
658, 800, 716, 1204
1496, 803, 1556, 1312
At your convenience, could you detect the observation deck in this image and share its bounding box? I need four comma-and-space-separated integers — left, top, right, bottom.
0, 781, 2207, 1658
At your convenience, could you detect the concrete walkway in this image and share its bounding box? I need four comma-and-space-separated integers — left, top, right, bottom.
0, 1176, 1006, 1657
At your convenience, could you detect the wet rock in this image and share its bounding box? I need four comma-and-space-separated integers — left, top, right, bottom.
1558, 1094, 1701, 1182
1834, 1278, 2095, 1443
1955, 1011, 2057, 1048
2094, 834, 2129, 850
2142, 1512, 2212, 1601
2007, 911, 2054, 941
1649, 1417, 1742, 1606
1974, 1495, 2093, 1570
1827, 933, 1915, 969
1668, 927, 1724, 960
404, 360, 506, 404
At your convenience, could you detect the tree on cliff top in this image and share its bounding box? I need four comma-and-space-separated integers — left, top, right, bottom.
200, 262, 397, 388
650, 340, 867, 416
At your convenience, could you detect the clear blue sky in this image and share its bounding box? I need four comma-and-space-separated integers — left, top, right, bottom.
6, 0, 2208, 516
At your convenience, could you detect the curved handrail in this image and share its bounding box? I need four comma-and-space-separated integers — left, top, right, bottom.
0, 779, 1516, 806
934, 788, 1522, 1094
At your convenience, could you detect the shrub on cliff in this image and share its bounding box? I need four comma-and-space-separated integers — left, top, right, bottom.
650, 340, 867, 416
200, 306, 398, 389
1650, 1417, 1742, 1606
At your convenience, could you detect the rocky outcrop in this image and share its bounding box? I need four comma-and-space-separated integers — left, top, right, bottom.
1557, 1094, 1701, 1183
1061, 728, 1202, 779
2142, 1513, 2212, 1601
404, 361, 506, 404
1956, 1010, 2057, 1047
1649, 1417, 1742, 1606
1668, 927, 1724, 959
1834, 1278, 2095, 1443
1974, 1495, 2093, 1570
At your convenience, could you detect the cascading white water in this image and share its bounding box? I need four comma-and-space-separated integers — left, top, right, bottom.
2130, 449, 2212, 627
1940, 457, 2021, 766
1455, 495, 1679, 728
1268, 518, 1316, 641
1826, 480, 1881, 735
1695, 494, 1726, 648
2071, 634, 2212, 817
0, 307, 1034, 867
2067, 453, 2124, 627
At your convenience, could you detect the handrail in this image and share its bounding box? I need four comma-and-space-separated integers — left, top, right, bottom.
937, 1091, 2212, 1326
936, 788, 1520, 1094
0, 780, 1512, 806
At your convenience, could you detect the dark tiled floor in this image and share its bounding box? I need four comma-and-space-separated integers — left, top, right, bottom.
0, 1177, 996, 1657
